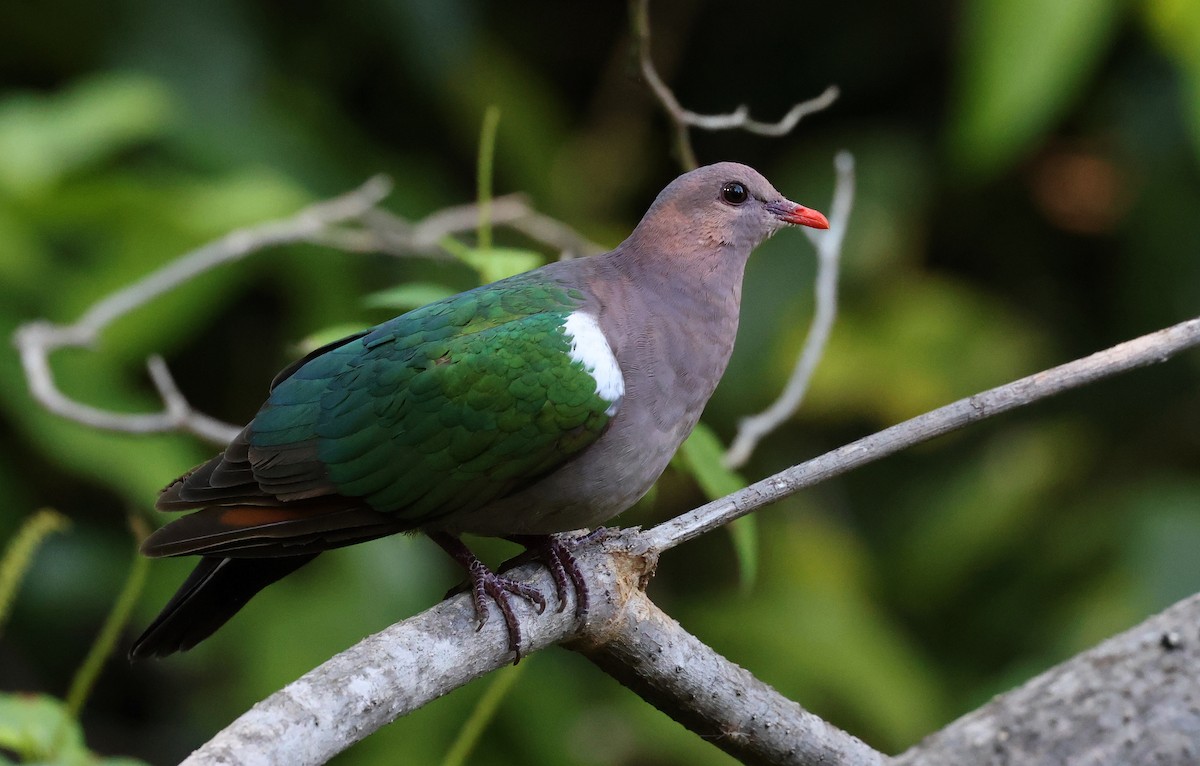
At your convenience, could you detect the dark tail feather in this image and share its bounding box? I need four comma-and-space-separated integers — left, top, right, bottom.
129, 554, 318, 660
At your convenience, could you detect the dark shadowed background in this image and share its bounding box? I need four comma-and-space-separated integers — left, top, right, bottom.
2, 0, 1199, 763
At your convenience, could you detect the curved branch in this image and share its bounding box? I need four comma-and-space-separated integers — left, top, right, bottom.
632, 0, 838, 169
576, 586, 885, 766
12, 181, 603, 445
11, 177, 394, 445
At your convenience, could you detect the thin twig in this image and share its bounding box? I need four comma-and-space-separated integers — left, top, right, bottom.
11, 177, 394, 444
631, 0, 838, 169
725, 151, 856, 468
360, 195, 602, 257
12, 181, 603, 445
649, 315, 1200, 550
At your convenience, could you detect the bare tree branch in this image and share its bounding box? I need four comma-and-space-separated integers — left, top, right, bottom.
11, 180, 604, 446
181, 530, 884, 766
725, 150, 856, 468
179, 316, 1200, 765
631, 0, 839, 169
894, 592, 1200, 765
576, 584, 886, 766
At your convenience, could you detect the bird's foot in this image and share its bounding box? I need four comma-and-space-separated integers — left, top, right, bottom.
431, 533, 546, 660
505, 528, 609, 622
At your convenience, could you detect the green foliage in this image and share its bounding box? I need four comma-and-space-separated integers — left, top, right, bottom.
0, 515, 147, 765
0, 510, 69, 638
950, 0, 1124, 177
364, 282, 459, 311
0, 73, 173, 195
687, 514, 948, 748
0, 694, 147, 766
450, 244, 546, 284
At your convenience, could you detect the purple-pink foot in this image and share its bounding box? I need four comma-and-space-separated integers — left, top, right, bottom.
431, 533, 547, 660
506, 527, 610, 621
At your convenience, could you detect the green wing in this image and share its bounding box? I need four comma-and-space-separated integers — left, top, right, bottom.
247, 280, 615, 525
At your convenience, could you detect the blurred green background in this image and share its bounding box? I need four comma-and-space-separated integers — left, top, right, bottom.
2, 0, 1199, 763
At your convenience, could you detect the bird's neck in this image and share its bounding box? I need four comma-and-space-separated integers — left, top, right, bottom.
594, 241, 750, 423
611, 233, 750, 331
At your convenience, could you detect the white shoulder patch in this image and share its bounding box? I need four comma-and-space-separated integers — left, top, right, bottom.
563, 311, 624, 416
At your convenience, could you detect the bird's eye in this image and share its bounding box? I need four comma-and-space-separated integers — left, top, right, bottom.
721, 182, 748, 205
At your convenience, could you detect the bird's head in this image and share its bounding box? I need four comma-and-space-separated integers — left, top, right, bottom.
629, 161, 829, 257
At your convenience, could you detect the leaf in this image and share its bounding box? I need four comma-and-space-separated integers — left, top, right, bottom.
0, 73, 174, 194
677, 423, 758, 590
0, 693, 149, 766
949, 0, 1123, 178
364, 282, 459, 311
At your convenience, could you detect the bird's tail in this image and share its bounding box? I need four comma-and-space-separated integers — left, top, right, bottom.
130, 502, 412, 659
129, 554, 317, 659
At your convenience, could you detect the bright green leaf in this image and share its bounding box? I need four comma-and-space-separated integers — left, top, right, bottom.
0, 693, 80, 763
679, 423, 746, 501
0, 692, 149, 765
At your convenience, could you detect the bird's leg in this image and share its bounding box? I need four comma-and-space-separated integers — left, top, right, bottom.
504, 528, 610, 621
429, 532, 546, 658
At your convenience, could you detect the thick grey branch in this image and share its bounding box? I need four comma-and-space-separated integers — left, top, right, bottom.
180, 530, 882, 766
894, 593, 1200, 765
179, 548, 598, 766
575, 587, 884, 766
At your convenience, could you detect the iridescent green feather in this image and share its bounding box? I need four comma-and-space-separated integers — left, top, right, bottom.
249, 276, 613, 524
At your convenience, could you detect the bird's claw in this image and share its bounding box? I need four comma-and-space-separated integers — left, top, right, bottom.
468, 565, 547, 647
505, 527, 609, 621
432, 529, 609, 663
